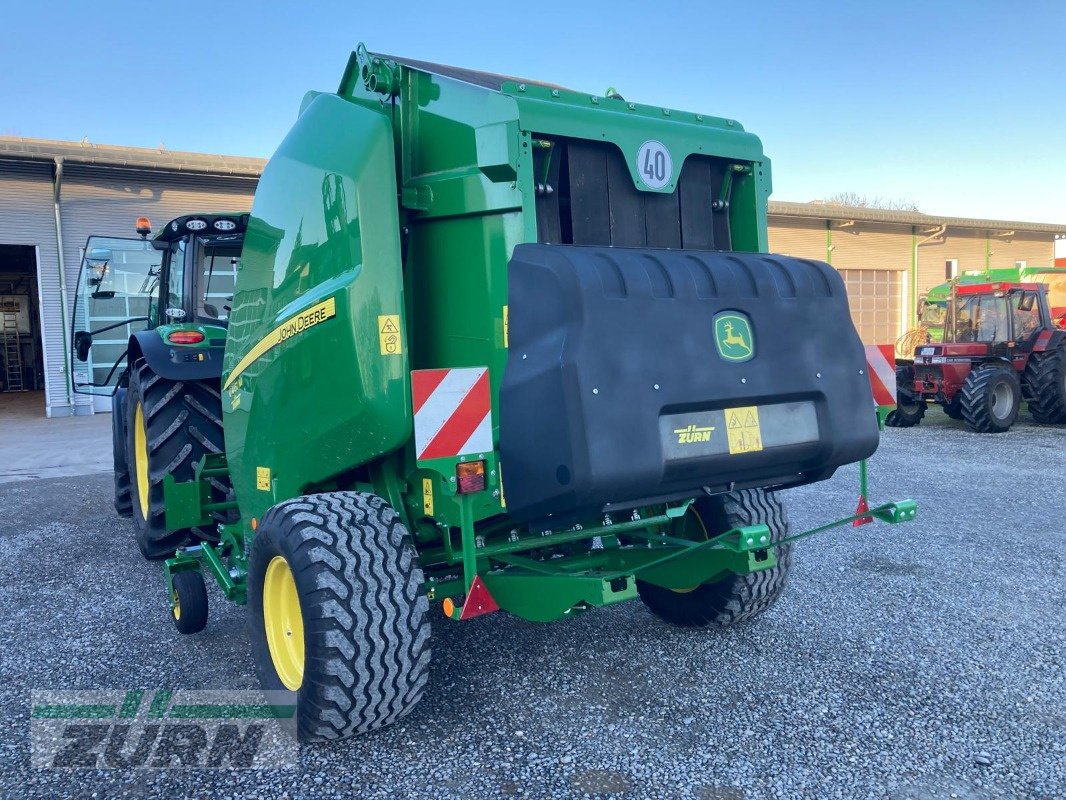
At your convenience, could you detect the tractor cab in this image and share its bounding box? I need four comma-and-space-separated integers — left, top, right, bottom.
889, 281, 1066, 432
70, 212, 248, 396
939, 282, 1051, 347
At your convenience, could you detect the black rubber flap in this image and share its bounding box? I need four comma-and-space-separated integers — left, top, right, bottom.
499, 244, 879, 524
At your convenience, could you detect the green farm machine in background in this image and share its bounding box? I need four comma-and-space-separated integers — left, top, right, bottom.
70, 213, 246, 558
125, 46, 917, 741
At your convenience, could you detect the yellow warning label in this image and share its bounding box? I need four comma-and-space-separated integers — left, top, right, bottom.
422, 477, 434, 516
256, 466, 271, 491
726, 406, 763, 454
378, 314, 403, 356
503, 305, 509, 348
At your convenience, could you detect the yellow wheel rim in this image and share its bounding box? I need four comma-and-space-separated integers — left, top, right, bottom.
172, 593, 181, 620
263, 556, 304, 691
671, 506, 710, 594
133, 401, 150, 518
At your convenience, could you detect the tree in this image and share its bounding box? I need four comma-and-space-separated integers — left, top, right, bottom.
823, 193, 920, 212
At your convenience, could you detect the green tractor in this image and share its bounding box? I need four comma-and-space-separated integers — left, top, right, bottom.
70, 213, 246, 558
157, 46, 916, 741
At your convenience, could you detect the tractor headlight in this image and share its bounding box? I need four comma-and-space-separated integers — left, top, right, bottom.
185, 219, 207, 231
213, 219, 237, 231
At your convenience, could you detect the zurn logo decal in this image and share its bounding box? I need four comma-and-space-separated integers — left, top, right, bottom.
30, 690, 297, 769
674, 423, 715, 444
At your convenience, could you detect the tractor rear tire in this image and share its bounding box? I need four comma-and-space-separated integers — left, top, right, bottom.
960, 365, 1021, 433
885, 365, 925, 428
1024, 348, 1066, 424
112, 387, 132, 518
126, 359, 230, 560
170, 570, 209, 635
247, 491, 432, 742
637, 489, 792, 628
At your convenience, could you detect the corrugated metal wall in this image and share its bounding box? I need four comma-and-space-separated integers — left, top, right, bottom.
767, 218, 827, 260
0, 160, 60, 412
1, 159, 256, 417
830, 223, 912, 270
917, 231, 1053, 292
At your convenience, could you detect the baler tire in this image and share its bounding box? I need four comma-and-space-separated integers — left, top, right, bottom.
1024, 347, 1066, 424
247, 491, 432, 742
959, 365, 1021, 433
170, 570, 208, 635
112, 392, 132, 518
636, 489, 792, 628
885, 366, 925, 428
126, 359, 231, 561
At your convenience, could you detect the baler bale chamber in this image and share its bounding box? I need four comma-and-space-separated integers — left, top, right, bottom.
161, 44, 916, 741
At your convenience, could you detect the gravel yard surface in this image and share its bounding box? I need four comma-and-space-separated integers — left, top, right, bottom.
1, 409, 1063, 799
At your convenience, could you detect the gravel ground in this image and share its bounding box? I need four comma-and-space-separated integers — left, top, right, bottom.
1, 408, 1063, 800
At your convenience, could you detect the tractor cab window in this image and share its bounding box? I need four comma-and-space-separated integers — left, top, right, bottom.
919, 300, 946, 341
1010, 291, 1041, 339
197, 241, 240, 323
952, 294, 1009, 343
165, 239, 186, 316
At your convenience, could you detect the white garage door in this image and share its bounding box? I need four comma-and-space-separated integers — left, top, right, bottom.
838, 269, 903, 346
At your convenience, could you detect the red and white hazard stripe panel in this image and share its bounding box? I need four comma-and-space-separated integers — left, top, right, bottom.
412, 367, 492, 461
865, 344, 896, 406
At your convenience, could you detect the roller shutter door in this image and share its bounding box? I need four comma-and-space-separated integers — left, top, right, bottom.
0, 160, 64, 414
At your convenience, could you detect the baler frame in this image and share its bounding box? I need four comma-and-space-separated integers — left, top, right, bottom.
164, 429, 916, 624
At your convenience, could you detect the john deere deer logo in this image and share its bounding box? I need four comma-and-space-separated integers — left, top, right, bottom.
713, 313, 755, 362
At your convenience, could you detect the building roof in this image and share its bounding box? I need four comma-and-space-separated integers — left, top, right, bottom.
0, 136, 265, 178
768, 200, 1066, 235
2, 137, 1062, 234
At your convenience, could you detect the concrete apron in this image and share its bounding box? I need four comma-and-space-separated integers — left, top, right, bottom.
0, 391, 111, 483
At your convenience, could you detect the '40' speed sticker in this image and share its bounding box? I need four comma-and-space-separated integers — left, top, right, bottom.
636, 140, 673, 189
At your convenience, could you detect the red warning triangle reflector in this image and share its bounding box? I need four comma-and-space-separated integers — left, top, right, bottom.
459, 575, 500, 620
853, 495, 874, 527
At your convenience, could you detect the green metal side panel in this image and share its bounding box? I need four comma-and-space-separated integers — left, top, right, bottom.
223, 93, 408, 520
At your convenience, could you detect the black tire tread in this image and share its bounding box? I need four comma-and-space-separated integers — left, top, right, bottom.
959, 365, 1020, 433
637, 489, 792, 628
1024, 347, 1066, 424
171, 570, 208, 635
127, 359, 231, 560
248, 491, 432, 742
885, 365, 925, 428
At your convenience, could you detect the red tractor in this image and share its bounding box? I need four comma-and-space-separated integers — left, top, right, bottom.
887, 282, 1066, 432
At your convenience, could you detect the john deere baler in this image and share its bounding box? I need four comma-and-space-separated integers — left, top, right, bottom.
160, 45, 916, 742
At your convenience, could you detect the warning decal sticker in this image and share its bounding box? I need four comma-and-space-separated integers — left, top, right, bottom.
726, 406, 763, 455
378, 314, 403, 356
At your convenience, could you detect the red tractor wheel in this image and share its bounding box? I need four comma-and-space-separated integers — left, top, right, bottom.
959, 365, 1021, 433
